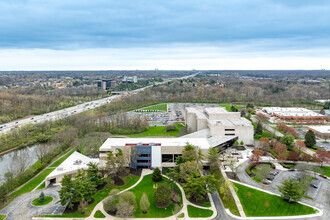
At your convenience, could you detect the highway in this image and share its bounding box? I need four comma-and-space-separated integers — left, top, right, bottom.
0, 72, 199, 135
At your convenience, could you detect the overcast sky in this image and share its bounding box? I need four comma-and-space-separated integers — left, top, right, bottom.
1, 0, 330, 70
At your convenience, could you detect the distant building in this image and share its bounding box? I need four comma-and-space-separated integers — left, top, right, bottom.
314, 99, 330, 104
122, 76, 138, 83
307, 126, 330, 140
262, 107, 327, 122
96, 79, 117, 90
185, 106, 254, 145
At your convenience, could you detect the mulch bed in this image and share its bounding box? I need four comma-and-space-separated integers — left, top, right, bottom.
226, 172, 240, 181
188, 194, 210, 206
63, 198, 95, 214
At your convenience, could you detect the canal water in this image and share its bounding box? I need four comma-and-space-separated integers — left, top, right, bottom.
0, 144, 41, 184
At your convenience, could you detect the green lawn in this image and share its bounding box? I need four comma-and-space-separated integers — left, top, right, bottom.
202, 202, 211, 207
37, 182, 45, 190
31, 196, 53, 206
127, 124, 183, 138
10, 168, 55, 199
187, 205, 213, 218
50, 150, 75, 167
129, 174, 182, 218
210, 168, 240, 216
219, 103, 244, 112
0, 215, 6, 220
234, 182, 317, 216
137, 103, 167, 112
43, 174, 140, 218
94, 210, 106, 218
252, 164, 273, 183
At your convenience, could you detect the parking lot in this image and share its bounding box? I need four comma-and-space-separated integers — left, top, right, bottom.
127, 103, 218, 126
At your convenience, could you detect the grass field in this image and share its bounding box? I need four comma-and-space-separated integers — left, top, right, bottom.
10, 168, 55, 199
129, 174, 182, 218
37, 182, 45, 190
187, 205, 213, 218
0, 215, 6, 220
50, 149, 75, 167
31, 196, 53, 206
252, 164, 273, 183
219, 103, 245, 112
234, 182, 317, 216
127, 124, 183, 138
94, 210, 105, 218
137, 103, 167, 112
43, 174, 140, 218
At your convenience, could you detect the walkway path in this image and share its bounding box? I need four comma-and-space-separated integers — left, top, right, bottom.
33, 169, 218, 220
252, 117, 283, 137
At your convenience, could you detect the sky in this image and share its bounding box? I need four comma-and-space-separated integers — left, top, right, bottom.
0, 0, 330, 70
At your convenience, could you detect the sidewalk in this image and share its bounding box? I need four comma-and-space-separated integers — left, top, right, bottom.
33, 169, 218, 220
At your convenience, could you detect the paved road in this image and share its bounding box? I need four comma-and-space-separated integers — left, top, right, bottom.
0, 185, 65, 220
0, 73, 199, 135
252, 115, 284, 137
211, 191, 230, 220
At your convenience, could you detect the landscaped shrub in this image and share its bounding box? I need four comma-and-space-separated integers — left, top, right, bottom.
246, 164, 256, 176
152, 168, 163, 182
166, 124, 177, 132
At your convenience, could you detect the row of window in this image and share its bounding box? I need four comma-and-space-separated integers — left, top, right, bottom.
162, 154, 182, 162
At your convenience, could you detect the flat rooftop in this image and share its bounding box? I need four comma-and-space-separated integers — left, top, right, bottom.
209, 118, 252, 127
204, 107, 228, 114
262, 107, 324, 117
308, 126, 330, 134
100, 137, 212, 150
185, 107, 207, 119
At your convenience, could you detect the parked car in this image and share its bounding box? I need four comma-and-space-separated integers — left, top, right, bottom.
263, 179, 271, 184
288, 169, 296, 172
310, 183, 318, 188
266, 175, 275, 181
270, 171, 278, 176
319, 174, 327, 179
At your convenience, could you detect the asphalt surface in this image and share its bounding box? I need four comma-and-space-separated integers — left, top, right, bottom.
0, 185, 65, 220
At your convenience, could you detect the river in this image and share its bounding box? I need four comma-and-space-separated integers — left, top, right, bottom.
0, 144, 41, 184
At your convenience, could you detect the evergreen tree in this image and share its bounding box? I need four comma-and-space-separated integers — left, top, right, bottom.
39, 191, 45, 202
305, 130, 316, 148
278, 179, 303, 203
139, 193, 150, 214
152, 167, 162, 182
255, 121, 263, 135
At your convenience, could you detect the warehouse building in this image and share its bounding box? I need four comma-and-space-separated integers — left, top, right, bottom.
307, 126, 330, 140
262, 107, 327, 122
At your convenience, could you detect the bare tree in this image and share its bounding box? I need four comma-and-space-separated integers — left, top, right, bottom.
13, 150, 30, 174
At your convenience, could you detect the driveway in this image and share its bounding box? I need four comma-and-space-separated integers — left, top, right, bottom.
0, 185, 65, 220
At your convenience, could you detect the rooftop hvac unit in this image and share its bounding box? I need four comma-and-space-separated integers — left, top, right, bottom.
74, 159, 82, 165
